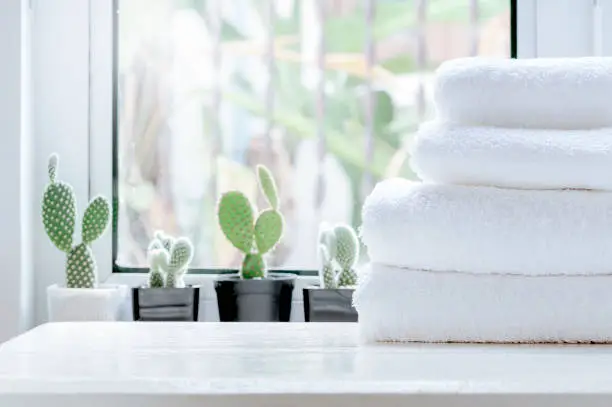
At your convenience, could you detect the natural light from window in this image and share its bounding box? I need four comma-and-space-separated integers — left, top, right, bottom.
115, 0, 510, 271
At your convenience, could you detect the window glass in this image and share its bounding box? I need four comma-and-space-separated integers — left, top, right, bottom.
116, 0, 511, 270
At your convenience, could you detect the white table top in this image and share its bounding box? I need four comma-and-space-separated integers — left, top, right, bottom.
1, 323, 612, 407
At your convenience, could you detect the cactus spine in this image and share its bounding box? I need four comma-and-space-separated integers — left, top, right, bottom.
146, 231, 193, 288
42, 154, 110, 288
318, 223, 359, 289
217, 165, 284, 279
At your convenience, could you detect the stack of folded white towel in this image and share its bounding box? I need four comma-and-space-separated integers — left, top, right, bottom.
355, 57, 612, 343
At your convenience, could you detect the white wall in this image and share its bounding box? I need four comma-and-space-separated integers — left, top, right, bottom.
31, 0, 91, 325
0, 0, 34, 342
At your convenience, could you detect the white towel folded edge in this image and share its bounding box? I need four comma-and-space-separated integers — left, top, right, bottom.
410, 121, 612, 191
361, 179, 612, 276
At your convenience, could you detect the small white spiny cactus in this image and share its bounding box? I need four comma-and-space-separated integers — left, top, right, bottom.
317, 223, 359, 289
146, 231, 193, 288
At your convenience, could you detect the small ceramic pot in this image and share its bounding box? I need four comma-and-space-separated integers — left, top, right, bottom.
47, 284, 128, 322
303, 287, 357, 322
132, 286, 200, 321
215, 273, 296, 322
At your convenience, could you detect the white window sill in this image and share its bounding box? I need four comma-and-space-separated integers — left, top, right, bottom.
0, 322, 610, 407
104, 273, 319, 322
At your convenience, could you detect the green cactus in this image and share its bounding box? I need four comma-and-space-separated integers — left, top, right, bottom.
146, 232, 193, 288
217, 165, 284, 279
318, 245, 336, 289
333, 225, 359, 269
337, 267, 358, 287
42, 154, 76, 253
154, 230, 176, 253
242, 253, 266, 279
254, 209, 283, 254
66, 243, 97, 288
217, 191, 254, 253
257, 165, 279, 210
42, 154, 110, 288
317, 223, 360, 288
318, 225, 337, 259
82, 196, 111, 244
166, 237, 193, 288
147, 239, 168, 288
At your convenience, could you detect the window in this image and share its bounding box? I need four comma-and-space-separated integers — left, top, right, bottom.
113, 0, 513, 273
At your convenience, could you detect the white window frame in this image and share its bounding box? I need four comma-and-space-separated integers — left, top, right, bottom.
0, 0, 33, 342
26, 0, 603, 323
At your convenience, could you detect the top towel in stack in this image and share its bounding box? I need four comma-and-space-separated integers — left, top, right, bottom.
434, 57, 612, 129
412, 57, 612, 190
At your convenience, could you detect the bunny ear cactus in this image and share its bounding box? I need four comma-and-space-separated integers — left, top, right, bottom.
318, 245, 336, 289
318, 224, 337, 259
42, 154, 110, 288
333, 225, 359, 287
146, 233, 193, 288
82, 196, 110, 245
147, 246, 168, 288
217, 165, 284, 279
165, 237, 193, 288
154, 230, 176, 252
257, 165, 279, 210
42, 154, 76, 253
317, 223, 360, 288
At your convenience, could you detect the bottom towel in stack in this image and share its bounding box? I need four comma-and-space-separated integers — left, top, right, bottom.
355, 264, 612, 343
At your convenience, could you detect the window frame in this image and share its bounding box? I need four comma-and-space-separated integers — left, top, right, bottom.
0, 0, 34, 341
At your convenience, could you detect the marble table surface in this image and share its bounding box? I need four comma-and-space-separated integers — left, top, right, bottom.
1, 322, 612, 406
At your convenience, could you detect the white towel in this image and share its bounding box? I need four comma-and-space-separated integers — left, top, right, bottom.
434, 57, 612, 129
410, 121, 612, 191
361, 179, 612, 276
355, 263, 612, 343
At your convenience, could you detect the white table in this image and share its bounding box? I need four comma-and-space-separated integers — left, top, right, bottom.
1, 323, 612, 407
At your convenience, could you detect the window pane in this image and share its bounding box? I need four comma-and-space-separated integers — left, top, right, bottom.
116, 0, 511, 270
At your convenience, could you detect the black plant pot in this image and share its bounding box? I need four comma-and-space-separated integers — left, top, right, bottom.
215, 273, 296, 322
303, 287, 357, 322
132, 286, 200, 321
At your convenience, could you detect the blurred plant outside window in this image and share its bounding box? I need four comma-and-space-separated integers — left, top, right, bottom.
116, 0, 511, 271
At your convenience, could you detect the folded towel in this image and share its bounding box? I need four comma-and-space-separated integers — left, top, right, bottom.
435, 57, 612, 129
361, 179, 612, 276
355, 263, 612, 343
410, 121, 612, 191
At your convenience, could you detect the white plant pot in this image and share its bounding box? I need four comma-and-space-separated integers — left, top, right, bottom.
47, 284, 128, 322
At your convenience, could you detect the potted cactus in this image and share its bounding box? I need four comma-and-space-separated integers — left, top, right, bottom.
214, 165, 296, 322
303, 223, 359, 322
132, 231, 200, 321
42, 154, 127, 321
